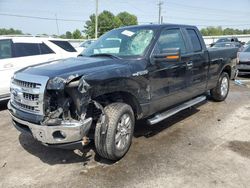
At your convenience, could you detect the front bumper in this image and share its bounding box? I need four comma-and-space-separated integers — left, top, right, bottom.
237, 64, 250, 74
8, 101, 92, 146
0, 94, 10, 102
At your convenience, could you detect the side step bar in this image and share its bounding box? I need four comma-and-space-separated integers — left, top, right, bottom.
147, 96, 206, 125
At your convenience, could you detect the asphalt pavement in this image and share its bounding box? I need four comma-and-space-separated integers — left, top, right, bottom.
1, 80, 250, 188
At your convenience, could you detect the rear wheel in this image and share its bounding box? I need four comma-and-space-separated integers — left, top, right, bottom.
94, 102, 135, 161
210, 72, 230, 102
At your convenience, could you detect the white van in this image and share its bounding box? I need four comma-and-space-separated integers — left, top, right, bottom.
0, 37, 79, 101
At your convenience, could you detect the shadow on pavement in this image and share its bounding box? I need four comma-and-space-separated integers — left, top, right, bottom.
19, 133, 116, 166
0, 100, 8, 111
19, 133, 93, 165
134, 106, 201, 138
18, 102, 204, 165
228, 140, 250, 159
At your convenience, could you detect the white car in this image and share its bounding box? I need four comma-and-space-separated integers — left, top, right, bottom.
76, 39, 96, 54
0, 37, 79, 101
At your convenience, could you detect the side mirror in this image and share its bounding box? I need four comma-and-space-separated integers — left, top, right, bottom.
153, 48, 181, 63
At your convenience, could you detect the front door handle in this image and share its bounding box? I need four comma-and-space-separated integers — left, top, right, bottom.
48, 58, 55, 61
3, 63, 14, 68
186, 61, 193, 69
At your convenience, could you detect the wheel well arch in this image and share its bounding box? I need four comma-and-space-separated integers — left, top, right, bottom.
221, 65, 231, 78
93, 91, 143, 119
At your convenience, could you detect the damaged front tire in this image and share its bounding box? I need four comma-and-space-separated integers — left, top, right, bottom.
94, 102, 135, 161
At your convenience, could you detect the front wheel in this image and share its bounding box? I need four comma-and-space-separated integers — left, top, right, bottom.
94, 102, 135, 161
210, 72, 230, 102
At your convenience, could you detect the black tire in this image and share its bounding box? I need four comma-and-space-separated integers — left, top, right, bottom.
210, 72, 230, 102
94, 102, 135, 161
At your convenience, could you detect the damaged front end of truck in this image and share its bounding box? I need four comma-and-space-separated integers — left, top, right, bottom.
8, 73, 106, 149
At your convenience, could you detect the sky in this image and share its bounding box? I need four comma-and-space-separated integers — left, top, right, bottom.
0, 0, 250, 35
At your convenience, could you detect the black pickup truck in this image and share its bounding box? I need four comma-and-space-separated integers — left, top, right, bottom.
8, 24, 238, 160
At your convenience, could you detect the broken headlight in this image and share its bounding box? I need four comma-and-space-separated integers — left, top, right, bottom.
47, 77, 66, 90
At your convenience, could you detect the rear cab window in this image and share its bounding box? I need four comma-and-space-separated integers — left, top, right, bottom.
0, 39, 12, 59
49, 40, 76, 52
186, 29, 202, 52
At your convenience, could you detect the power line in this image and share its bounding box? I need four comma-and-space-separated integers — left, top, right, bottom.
136, 21, 250, 28
0, 13, 87, 22
167, 6, 247, 17
165, 15, 250, 23
167, 2, 250, 15
1, 12, 249, 28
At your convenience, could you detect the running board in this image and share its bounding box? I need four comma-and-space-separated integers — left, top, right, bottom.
147, 96, 206, 125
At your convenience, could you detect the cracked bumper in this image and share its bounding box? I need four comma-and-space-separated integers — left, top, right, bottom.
8, 101, 92, 145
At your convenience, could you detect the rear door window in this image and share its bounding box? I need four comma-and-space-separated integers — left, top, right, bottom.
13, 43, 40, 57
39, 43, 55, 54
0, 39, 12, 59
50, 40, 76, 52
186, 29, 202, 52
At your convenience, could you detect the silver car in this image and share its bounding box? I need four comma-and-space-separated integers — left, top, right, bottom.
238, 45, 250, 75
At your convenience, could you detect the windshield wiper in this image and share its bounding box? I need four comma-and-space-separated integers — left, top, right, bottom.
89, 53, 121, 59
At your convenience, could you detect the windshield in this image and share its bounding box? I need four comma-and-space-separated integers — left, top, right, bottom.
213, 43, 235, 48
82, 27, 155, 58
217, 38, 231, 43
243, 46, 250, 52
80, 40, 96, 48
216, 38, 238, 43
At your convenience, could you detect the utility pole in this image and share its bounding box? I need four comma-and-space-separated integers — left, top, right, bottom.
95, 0, 99, 39
55, 14, 59, 35
158, 1, 163, 24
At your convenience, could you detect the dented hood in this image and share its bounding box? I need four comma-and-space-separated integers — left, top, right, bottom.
18, 57, 138, 80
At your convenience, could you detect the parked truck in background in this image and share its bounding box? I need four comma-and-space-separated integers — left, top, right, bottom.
237, 45, 250, 75
8, 24, 238, 160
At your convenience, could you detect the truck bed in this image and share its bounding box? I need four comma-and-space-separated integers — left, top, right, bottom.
208, 47, 238, 61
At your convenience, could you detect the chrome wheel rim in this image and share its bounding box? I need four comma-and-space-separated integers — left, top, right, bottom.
221, 77, 229, 97
115, 113, 132, 150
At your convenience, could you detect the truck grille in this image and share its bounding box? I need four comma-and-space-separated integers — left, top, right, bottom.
23, 93, 39, 101
13, 79, 41, 89
10, 73, 49, 116
14, 101, 36, 111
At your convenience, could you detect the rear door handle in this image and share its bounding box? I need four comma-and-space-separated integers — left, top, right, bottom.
186, 61, 193, 69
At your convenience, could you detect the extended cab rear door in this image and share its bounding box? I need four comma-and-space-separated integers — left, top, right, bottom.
183, 27, 210, 96
149, 27, 193, 113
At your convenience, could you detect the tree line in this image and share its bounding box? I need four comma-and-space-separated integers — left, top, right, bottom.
60, 11, 138, 39
0, 28, 23, 35
2, 11, 250, 38
0, 11, 137, 39
200, 26, 250, 36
